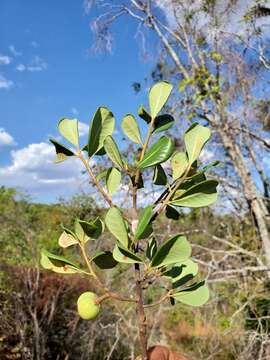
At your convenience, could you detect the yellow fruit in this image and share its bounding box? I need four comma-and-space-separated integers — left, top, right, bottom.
77, 292, 100, 320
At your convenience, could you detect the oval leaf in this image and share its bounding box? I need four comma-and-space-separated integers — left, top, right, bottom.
58, 118, 79, 148
88, 107, 115, 157
139, 136, 174, 169
172, 281, 209, 307
151, 235, 192, 268
92, 251, 118, 269
121, 114, 142, 144
135, 205, 153, 240
171, 179, 218, 208
153, 114, 174, 134
40, 249, 79, 274
113, 243, 143, 264
105, 207, 129, 247
171, 152, 189, 180
106, 167, 121, 195
149, 81, 173, 119
58, 231, 78, 248
50, 139, 75, 163
104, 136, 124, 168
184, 123, 211, 164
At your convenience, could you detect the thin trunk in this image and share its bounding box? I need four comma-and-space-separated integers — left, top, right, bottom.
220, 127, 270, 266
134, 263, 148, 360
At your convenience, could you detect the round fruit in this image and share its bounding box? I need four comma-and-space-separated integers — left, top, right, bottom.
77, 292, 100, 320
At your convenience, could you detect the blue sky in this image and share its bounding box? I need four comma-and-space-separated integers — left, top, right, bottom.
0, 0, 156, 202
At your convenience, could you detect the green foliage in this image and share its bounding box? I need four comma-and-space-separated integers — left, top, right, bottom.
58, 118, 79, 148
88, 107, 115, 157
50, 138, 75, 163
39, 80, 219, 351
139, 136, 174, 169
121, 114, 142, 144
105, 207, 129, 247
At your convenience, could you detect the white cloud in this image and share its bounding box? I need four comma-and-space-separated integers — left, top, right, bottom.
71, 107, 79, 116
16, 56, 47, 72
78, 121, 89, 136
27, 55, 47, 72
9, 45, 22, 56
0, 54, 12, 65
0, 128, 16, 146
0, 142, 86, 199
16, 64, 26, 72
0, 74, 14, 89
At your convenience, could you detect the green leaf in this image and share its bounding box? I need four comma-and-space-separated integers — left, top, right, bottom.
153, 114, 174, 134
92, 251, 118, 269
135, 205, 153, 240
171, 179, 218, 208
149, 81, 173, 119
146, 238, 157, 260
58, 118, 79, 148
121, 114, 142, 144
49, 139, 75, 163
58, 231, 78, 248
40, 249, 79, 274
163, 259, 198, 280
171, 152, 189, 180
171, 259, 199, 289
88, 107, 115, 157
151, 235, 192, 268
96, 169, 109, 181
138, 105, 151, 124
112, 243, 143, 264
106, 167, 121, 195
104, 136, 124, 168
153, 164, 167, 185
105, 207, 129, 247
184, 123, 211, 164
139, 136, 174, 169
75, 218, 104, 242
165, 205, 180, 220
172, 281, 209, 307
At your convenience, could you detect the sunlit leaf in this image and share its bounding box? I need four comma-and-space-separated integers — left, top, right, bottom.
151, 235, 192, 268
121, 114, 142, 144
58, 118, 79, 148
171, 152, 189, 180
171, 180, 218, 208
112, 243, 143, 264
104, 136, 124, 168
149, 81, 173, 119
184, 123, 211, 164
106, 167, 121, 195
88, 107, 115, 157
172, 281, 209, 307
105, 207, 129, 247
135, 205, 153, 240
58, 231, 78, 248
139, 136, 174, 169
40, 249, 79, 274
